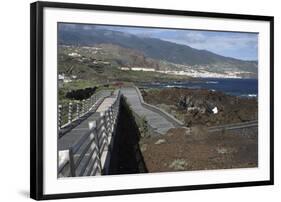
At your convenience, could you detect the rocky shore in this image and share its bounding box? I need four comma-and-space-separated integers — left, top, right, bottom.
138, 87, 258, 172
141, 88, 258, 127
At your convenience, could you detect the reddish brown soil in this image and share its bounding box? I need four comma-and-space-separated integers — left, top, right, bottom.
140, 127, 258, 173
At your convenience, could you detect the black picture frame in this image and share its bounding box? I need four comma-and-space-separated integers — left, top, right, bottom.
30, 1, 274, 200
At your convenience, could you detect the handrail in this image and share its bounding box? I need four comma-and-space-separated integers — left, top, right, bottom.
58, 90, 112, 130
58, 90, 121, 177
208, 120, 258, 132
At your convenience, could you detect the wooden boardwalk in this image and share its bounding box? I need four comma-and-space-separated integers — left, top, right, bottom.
121, 87, 178, 134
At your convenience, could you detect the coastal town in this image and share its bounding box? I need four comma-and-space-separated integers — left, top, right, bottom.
57, 24, 258, 177
59, 44, 257, 80
118, 66, 251, 78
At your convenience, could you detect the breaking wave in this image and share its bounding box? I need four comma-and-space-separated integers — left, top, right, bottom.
206, 81, 219, 84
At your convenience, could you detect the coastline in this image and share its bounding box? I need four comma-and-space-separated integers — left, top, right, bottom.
138, 85, 258, 172
138, 77, 258, 98
140, 86, 258, 127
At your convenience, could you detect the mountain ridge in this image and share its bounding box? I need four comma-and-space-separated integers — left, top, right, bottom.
58, 24, 258, 78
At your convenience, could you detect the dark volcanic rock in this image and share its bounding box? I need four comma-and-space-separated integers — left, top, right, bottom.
142, 88, 258, 127
65, 87, 97, 100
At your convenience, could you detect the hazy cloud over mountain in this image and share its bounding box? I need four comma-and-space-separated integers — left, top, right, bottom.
96, 25, 258, 61
59, 23, 258, 78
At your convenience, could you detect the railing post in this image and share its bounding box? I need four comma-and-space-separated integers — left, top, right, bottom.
109, 107, 114, 133
104, 111, 111, 147
89, 120, 102, 174
58, 104, 62, 130
76, 103, 80, 119
90, 96, 93, 107
68, 147, 76, 177
58, 150, 68, 176
87, 98, 90, 111
94, 94, 97, 103
99, 112, 109, 149
93, 94, 96, 105
68, 102, 73, 123
104, 111, 108, 136
85, 99, 88, 112
82, 99, 85, 114
97, 112, 112, 175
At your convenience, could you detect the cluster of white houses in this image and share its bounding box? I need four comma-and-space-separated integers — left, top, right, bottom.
119, 66, 245, 78
119, 67, 156, 72
58, 74, 77, 87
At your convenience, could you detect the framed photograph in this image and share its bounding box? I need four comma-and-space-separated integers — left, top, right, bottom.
30, 1, 274, 200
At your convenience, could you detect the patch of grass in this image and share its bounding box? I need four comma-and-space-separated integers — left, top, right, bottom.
139, 115, 149, 138
169, 159, 188, 171
59, 79, 120, 102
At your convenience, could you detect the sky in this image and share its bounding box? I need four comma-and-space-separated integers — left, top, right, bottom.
96, 25, 258, 61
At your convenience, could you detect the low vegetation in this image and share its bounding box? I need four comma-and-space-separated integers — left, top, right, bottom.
138, 115, 149, 138
139, 127, 257, 172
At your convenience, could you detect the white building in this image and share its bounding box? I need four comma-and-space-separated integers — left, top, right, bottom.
58, 74, 72, 83
120, 67, 130, 71
68, 52, 81, 57
131, 67, 155, 72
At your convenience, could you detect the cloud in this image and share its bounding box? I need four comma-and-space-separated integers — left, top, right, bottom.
127, 27, 259, 60
61, 23, 258, 60
182, 32, 207, 43
159, 30, 258, 60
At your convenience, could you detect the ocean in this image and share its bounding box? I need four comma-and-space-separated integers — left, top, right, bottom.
142, 78, 258, 98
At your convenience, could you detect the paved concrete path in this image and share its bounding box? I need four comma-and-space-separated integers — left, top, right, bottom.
121, 87, 175, 134
58, 91, 118, 151
96, 97, 116, 112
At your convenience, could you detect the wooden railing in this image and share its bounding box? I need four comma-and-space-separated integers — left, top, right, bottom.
58, 90, 112, 130
58, 90, 121, 177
